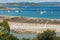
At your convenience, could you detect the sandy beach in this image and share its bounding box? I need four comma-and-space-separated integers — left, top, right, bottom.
0, 16, 60, 33
8, 21, 60, 33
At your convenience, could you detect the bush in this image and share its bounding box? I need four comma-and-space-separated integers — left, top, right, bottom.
2, 20, 10, 32
22, 38, 30, 40
0, 32, 19, 40
36, 29, 56, 40
0, 20, 19, 40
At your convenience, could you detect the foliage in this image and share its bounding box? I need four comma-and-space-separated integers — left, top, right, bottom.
0, 31, 4, 36
36, 29, 56, 40
0, 31, 19, 40
0, 20, 10, 32
0, 20, 19, 40
22, 38, 30, 40
2, 20, 10, 32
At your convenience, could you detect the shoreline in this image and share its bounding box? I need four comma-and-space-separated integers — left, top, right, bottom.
0, 15, 60, 33
0, 15, 60, 21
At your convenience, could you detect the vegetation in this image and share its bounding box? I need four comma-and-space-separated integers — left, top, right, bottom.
8, 17, 60, 24
36, 30, 56, 40
22, 38, 30, 40
0, 20, 60, 40
0, 20, 10, 32
0, 20, 19, 40
0, 32, 19, 40
33, 30, 60, 40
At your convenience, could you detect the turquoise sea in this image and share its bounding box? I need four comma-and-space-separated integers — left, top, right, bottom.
0, 5, 60, 19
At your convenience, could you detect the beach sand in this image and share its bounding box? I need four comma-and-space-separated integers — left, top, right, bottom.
8, 21, 60, 33
0, 16, 60, 33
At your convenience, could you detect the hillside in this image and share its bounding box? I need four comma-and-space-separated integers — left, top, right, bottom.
0, 2, 60, 6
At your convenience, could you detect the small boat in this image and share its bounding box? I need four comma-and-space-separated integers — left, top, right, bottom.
16, 11, 19, 13
8, 10, 10, 13
40, 11, 47, 15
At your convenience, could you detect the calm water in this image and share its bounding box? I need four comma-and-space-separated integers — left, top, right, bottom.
10, 32, 60, 40
0, 5, 60, 19
10, 32, 37, 40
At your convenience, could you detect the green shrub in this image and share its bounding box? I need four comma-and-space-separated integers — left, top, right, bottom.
36, 29, 56, 40
0, 20, 19, 40
22, 38, 30, 40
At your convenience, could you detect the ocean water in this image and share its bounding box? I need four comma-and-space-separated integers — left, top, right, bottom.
0, 5, 60, 19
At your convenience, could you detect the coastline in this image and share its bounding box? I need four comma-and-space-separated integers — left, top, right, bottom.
0, 15, 60, 21
0, 15, 60, 33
